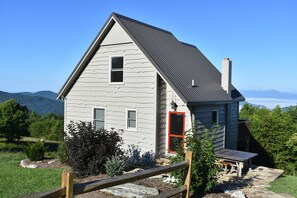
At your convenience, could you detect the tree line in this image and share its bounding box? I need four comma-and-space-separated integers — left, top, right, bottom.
0, 99, 63, 142
240, 103, 297, 175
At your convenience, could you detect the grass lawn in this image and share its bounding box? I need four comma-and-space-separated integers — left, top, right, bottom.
268, 175, 297, 197
0, 137, 60, 158
0, 151, 63, 198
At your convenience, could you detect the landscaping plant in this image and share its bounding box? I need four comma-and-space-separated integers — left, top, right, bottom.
57, 141, 69, 163
24, 141, 45, 161
64, 121, 124, 177
105, 154, 126, 177
125, 144, 155, 167
170, 124, 218, 194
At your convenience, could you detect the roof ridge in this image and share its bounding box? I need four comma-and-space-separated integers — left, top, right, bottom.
179, 41, 197, 48
112, 12, 173, 35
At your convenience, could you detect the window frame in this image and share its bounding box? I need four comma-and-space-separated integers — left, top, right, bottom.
109, 55, 124, 84
126, 109, 137, 131
212, 109, 219, 125
92, 107, 106, 130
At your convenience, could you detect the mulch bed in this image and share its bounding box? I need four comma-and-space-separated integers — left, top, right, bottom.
25, 158, 230, 198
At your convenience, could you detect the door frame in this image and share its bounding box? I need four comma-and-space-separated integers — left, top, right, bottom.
167, 111, 185, 153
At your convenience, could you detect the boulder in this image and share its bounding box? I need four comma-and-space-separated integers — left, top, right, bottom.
231, 191, 246, 198
101, 183, 159, 198
20, 159, 38, 168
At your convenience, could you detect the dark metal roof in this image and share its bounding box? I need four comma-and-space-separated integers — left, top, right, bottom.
58, 12, 244, 103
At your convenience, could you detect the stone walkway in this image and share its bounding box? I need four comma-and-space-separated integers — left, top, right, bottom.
217, 166, 294, 198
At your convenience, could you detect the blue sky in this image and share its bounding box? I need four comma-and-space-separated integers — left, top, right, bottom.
0, 0, 296, 93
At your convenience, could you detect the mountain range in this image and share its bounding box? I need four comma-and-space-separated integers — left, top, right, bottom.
0, 91, 63, 115
0, 89, 296, 115
240, 90, 297, 109
241, 90, 297, 100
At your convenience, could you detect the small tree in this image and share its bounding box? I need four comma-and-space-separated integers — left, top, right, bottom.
0, 99, 29, 142
170, 124, 218, 194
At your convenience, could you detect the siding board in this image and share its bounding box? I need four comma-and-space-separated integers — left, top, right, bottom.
194, 104, 226, 151
66, 30, 156, 152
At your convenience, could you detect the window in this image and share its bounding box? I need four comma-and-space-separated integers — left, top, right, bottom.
110, 56, 124, 83
212, 110, 219, 125
93, 108, 105, 130
168, 111, 185, 152
127, 110, 137, 129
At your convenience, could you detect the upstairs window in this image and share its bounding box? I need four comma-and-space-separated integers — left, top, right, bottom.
110, 56, 124, 83
127, 109, 137, 130
212, 110, 219, 125
93, 108, 105, 130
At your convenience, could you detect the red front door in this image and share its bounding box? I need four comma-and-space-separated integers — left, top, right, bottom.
168, 111, 185, 152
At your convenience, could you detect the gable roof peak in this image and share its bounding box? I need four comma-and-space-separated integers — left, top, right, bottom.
58, 12, 244, 103
112, 12, 173, 35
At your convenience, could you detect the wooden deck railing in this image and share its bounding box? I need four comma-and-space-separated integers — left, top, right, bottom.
22, 151, 193, 198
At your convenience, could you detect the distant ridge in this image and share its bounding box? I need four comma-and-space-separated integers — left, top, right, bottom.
0, 91, 63, 115
19, 91, 58, 100
240, 89, 297, 109
241, 90, 297, 100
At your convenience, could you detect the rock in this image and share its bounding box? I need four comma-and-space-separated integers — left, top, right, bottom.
123, 168, 144, 174
20, 159, 39, 168
231, 191, 246, 198
101, 183, 159, 198
48, 159, 57, 164
156, 158, 171, 166
27, 164, 39, 168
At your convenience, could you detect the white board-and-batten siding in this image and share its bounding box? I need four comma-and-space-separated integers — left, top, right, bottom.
65, 22, 157, 152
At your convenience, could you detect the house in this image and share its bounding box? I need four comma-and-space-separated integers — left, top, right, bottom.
57, 13, 245, 156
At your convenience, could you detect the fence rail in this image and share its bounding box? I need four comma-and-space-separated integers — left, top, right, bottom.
22, 151, 193, 198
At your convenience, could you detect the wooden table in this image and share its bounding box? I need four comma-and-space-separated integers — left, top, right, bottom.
215, 149, 258, 177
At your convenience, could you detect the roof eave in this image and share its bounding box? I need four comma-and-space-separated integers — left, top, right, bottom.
56, 14, 116, 100
187, 97, 245, 106
112, 14, 189, 104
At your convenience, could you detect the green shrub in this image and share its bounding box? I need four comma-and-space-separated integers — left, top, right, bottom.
24, 142, 45, 161
125, 144, 155, 167
286, 133, 297, 175
240, 104, 297, 174
65, 121, 124, 177
29, 113, 64, 141
57, 142, 68, 163
170, 125, 218, 194
105, 154, 126, 177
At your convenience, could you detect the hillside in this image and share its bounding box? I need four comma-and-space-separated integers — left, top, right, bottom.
0, 91, 63, 115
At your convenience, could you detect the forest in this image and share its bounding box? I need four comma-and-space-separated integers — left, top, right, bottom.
0, 99, 63, 142
240, 103, 297, 175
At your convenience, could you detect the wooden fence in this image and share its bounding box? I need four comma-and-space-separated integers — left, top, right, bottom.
22, 151, 193, 198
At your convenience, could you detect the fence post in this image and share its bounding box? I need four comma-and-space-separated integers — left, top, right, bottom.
183, 151, 193, 198
62, 170, 74, 198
